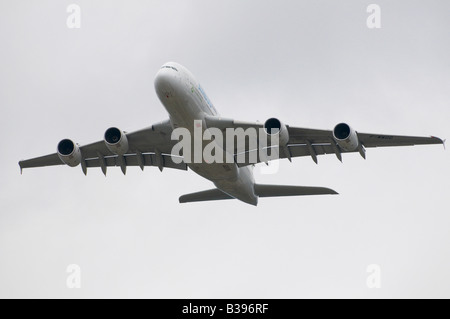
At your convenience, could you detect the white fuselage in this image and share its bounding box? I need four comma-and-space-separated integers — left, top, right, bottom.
154, 62, 258, 205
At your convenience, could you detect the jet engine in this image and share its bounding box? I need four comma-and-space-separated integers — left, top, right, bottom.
333, 123, 359, 151
57, 139, 81, 167
104, 127, 129, 155
263, 118, 289, 146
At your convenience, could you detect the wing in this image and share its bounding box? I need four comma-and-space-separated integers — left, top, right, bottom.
19, 120, 187, 174
283, 128, 444, 163
204, 116, 444, 166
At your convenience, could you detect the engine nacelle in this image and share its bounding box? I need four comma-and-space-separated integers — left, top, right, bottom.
57, 139, 81, 167
263, 118, 289, 146
264, 118, 289, 146
333, 123, 359, 151
104, 127, 129, 155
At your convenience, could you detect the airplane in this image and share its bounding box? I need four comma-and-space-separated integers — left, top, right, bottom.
19, 62, 445, 206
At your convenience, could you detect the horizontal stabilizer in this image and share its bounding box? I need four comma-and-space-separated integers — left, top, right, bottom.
179, 184, 338, 204
179, 188, 233, 204
254, 184, 338, 197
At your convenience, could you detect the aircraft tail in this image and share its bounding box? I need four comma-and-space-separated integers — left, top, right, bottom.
179, 184, 338, 204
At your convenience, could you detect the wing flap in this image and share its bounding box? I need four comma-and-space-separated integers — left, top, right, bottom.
235, 143, 340, 167
84, 153, 187, 171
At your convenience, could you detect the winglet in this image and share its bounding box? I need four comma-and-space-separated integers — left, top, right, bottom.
19, 162, 23, 175
431, 136, 445, 149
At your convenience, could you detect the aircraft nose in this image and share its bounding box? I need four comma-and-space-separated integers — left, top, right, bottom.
154, 67, 180, 100
154, 68, 171, 92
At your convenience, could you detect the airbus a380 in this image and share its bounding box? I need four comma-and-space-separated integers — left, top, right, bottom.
19, 62, 444, 205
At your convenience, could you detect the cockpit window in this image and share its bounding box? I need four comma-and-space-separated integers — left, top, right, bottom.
161, 65, 178, 72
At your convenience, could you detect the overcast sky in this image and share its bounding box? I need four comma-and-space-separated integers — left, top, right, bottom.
1, 0, 449, 298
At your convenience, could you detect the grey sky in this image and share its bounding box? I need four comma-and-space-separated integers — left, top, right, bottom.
0, 0, 449, 298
